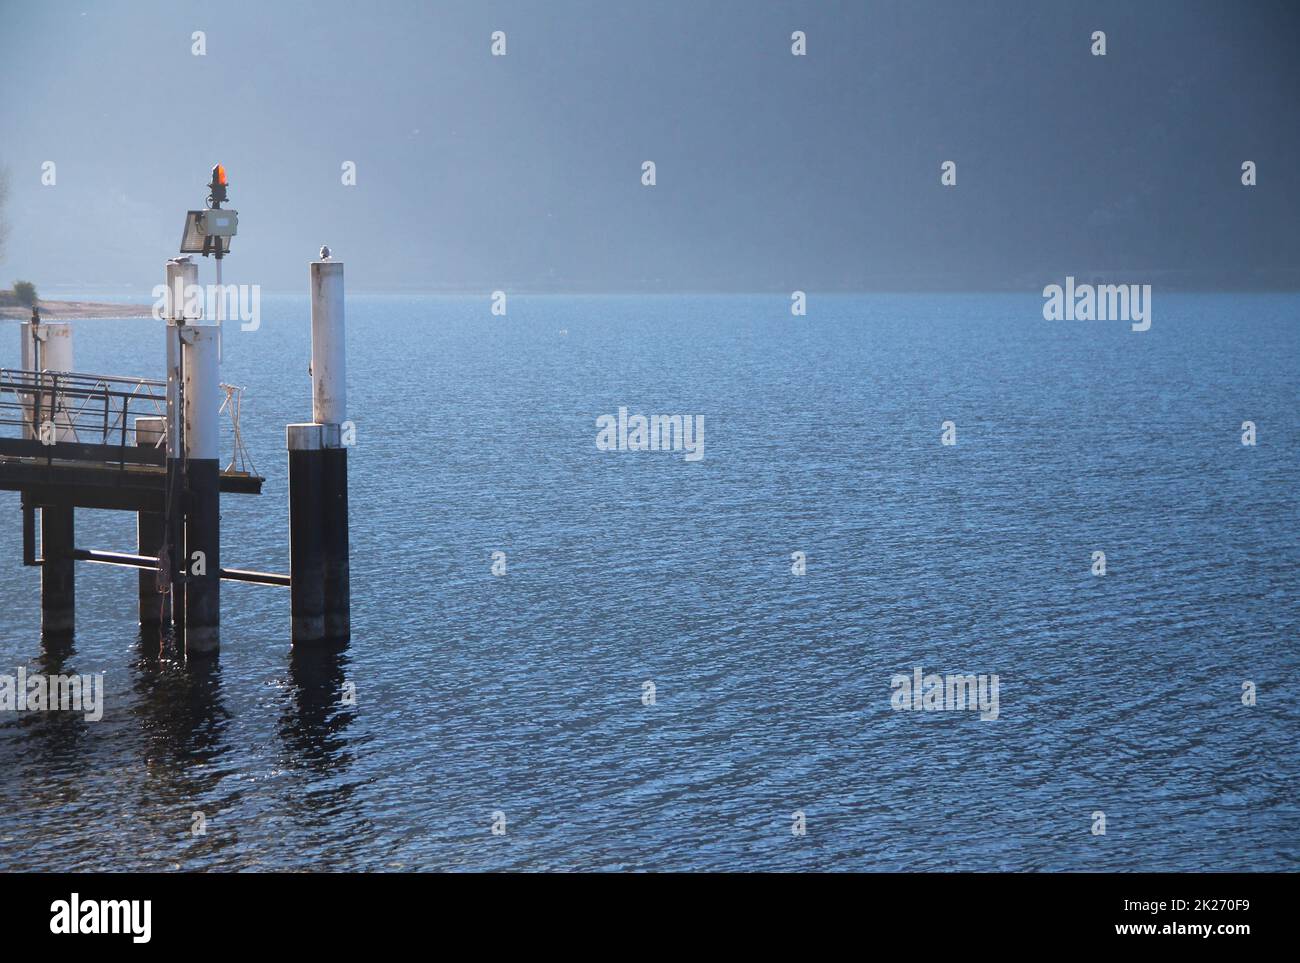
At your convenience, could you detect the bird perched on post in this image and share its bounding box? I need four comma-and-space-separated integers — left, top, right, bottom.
320, 245, 331, 260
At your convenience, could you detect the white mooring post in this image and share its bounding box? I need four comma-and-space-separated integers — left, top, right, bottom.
287, 253, 350, 645
42, 323, 75, 442
39, 322, 74, 371
165, 257, 198, 455
311, 258, 346, 427
21, 321, 75, 441
181, 325, 221, 655
17, 321, 35, 439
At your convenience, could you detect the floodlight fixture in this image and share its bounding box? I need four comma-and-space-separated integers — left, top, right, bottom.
180, 211, 234, 254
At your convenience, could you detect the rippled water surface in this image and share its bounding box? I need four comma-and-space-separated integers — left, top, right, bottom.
1, 293, 1297, 871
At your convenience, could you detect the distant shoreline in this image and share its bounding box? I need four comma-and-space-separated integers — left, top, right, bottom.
0, 300, 153, 321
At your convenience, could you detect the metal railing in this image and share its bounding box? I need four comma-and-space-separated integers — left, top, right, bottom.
0, 368, 167, 454
0, 367, 260, 476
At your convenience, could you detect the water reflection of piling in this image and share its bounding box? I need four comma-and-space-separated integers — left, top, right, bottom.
18, 640, 92, 773
129, 653, 230, 785
282, 645, 355, 771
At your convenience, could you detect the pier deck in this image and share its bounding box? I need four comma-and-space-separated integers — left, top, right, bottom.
0, 441, 262, 511
0, 367, 263, 511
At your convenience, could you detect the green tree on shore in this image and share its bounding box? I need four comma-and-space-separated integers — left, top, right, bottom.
12, 280, 37, 306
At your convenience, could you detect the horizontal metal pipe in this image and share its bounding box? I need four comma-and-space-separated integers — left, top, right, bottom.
73, 548, 153, 567
71, 548, 289, 586
220, 567, 291, 587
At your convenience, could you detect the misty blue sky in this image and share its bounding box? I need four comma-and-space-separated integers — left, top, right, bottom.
1, 0, 1297, 293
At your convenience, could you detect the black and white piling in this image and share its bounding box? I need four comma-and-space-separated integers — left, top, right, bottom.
287, 253, 350, 645
181, 324, 222, 655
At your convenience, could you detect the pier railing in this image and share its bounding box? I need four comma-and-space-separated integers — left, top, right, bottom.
0, 368, 168, 466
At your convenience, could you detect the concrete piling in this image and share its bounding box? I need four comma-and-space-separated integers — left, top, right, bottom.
287, 255, 350, 645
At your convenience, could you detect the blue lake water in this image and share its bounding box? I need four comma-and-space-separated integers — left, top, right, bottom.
1, 292, 1297, 871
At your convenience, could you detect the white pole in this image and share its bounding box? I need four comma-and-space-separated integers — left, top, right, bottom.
19, 320, 35, 369
181, 325, 221, 462
165, 258, 198, 459
215, 255, 223, 362
40, 322, 74, 372
34, 323, 75, 442
310, 258, 346, 434
165, 257, 197, 323
19, 320, 37, 439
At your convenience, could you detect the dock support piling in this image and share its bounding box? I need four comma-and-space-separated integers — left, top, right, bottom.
181, 325, 221, 656
40, 504, 75, 636
287, 424, 326, 644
